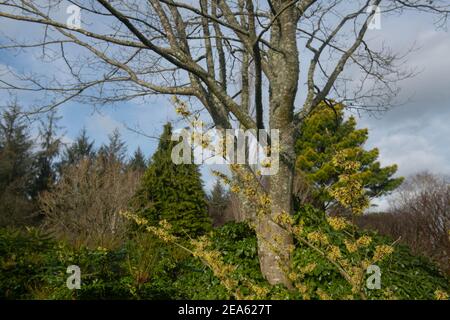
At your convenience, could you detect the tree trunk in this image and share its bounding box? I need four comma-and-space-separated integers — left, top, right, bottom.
256, 126, 295, 289
255, 3, 299, 289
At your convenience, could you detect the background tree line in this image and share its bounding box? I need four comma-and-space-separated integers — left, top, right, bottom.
0, 103, 147, 229
0, 100, 448, 299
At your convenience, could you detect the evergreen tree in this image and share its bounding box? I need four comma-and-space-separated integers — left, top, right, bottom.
208, 179, 230, 226
128, 147, 147, 172
295, 102, 403, 211
0, 104, 35, 226
133, 123, 211, 236
98, 128, 127, 165
60, 127, 95, 168
31, 110, 62, 198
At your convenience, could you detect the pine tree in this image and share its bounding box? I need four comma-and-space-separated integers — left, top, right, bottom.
0, 104, 35, 226
128, 147, 147, 172
133, 123, 211, 236
31, 110, 62, 198
295, 102, 404, 212
98, 128, 127, 165
208, 179, 230, 226
60, 127, 95, 168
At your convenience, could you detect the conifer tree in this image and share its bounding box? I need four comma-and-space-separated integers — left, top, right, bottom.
128, 147, 147, 172
60, 127, 95, 168
98, 128, 127, 165
0, 104, 35, 226
208, 179, 230, 226
134, 123, 211, 236
31, 110, 62, 198
295, 102, 404, 212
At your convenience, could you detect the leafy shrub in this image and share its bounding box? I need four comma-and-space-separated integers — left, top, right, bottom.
291, 205, 450, 299
1, 220, 448, 300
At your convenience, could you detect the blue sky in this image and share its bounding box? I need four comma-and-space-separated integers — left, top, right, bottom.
1, 3, 449, 198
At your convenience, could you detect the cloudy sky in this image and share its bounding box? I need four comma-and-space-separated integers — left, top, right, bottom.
0, 4, 449, 198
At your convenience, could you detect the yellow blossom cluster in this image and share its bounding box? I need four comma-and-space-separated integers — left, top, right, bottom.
316, 288, 331, 300
274, 211, 295, 229
348, 267, 365, 294
295, 283, 310, 299
434, 290, 449, 300
247, 283, 270, 299
356, 235, 372, 247
332, 149, 361, 171
326, 216, 349, 231
329, 149, 370, 216
372, 244, 394, 262
344, 239, 358, 253
329, 175, 369, 215
212, 171, 231, 185
120, 210, 148, 226
307, 231, 329, 245
145, 220, 178, 243
230, 185, 241, 194
260, 159, 272, 168
172, 96, 191, 117
327, 245, 342, 261
259, 195, 271, 206
343, 236, 372, 254
300, 262, 317, 274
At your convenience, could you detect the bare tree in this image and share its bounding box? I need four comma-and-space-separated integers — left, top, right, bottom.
39, 158, 141, 249
358, 172, 450, 274
0, 0, 449, 287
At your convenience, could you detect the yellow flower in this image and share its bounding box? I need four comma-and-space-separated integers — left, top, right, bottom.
316, 288, 331, 300
261, 159, 272, 168
249, 284, 269, 298
307, 231, 329, 245
327, 245, 342, 261
292, 225, 304, 237
361, 259, 371, 270
327, 216, 349, 231
288, 272, 299, 282
344, 240, 358, 253
435, 290, 449, 300
244, 187, 256, 197
259, 195, 271, 206
295, 283, 310, 299
300, 262, 317, 274
356, 235, 372, 247
373, 245, 394, 262
274, 211, 295, 227
230, 185, 241, 194
175, 106, 190, 117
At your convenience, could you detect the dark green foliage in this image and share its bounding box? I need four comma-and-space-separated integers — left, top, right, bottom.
208, 179, 230, 226
31, 110, 62, 199
291, 205, 450, 299
1, 220, 448, 300
133, 123, 211, 237
59, 127, 95, 169
0, 228, 176, 300
171, 222, 269, 299
128, 147, 147, 172
98, 128, 127, 165
295, 102, 404, 211
0, 104, 35, 227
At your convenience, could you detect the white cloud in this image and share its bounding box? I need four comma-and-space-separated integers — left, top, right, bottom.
86, 113, 124, 140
